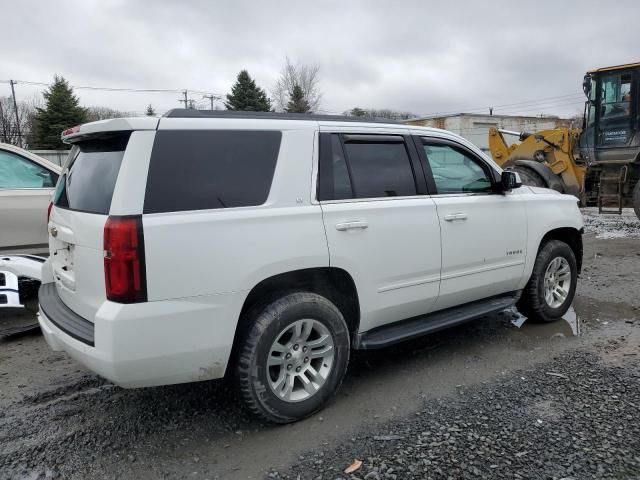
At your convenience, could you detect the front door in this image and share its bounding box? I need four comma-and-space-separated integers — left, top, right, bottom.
416, 137, 527, 311
0, 149, 57, 253
317, 131, 442, 332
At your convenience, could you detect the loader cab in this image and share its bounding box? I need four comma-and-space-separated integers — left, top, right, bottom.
580, 63, 640, 161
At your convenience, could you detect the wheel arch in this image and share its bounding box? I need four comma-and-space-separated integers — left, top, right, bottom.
538, 227, 583, 274
226, 267, 360, 375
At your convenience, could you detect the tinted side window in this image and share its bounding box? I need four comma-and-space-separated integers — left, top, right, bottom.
54, 134, 129, 214
343, 140, 416, 198
0, 150, 57, 189
423, 143, 492, 194
144, 130, 281, 214
318, 133, 353, 201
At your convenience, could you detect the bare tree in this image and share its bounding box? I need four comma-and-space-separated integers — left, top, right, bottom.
0, 95, 40, 147
272, 57, 322, 112
85, 106, 130, 122
344, 107, 417, 121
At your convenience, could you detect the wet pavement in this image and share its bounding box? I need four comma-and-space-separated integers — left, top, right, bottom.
0, 233, 639, 479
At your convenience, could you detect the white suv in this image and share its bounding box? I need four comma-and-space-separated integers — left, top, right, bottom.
38, 111, 583, 423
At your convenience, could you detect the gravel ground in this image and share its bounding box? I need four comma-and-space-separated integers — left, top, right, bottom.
581, 208, 640, 239
1, 226, 639, 479
276, 350, 640, 480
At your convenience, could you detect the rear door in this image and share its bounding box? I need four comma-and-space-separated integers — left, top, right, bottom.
318, 129, 441, 333
48, 133, 132, 320
0, 148, 59, 254
415, 136, 527, 311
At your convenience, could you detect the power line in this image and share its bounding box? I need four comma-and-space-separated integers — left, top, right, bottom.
0, 78, 584, 120
0, 79, 225, 97
415, 93, 584, 119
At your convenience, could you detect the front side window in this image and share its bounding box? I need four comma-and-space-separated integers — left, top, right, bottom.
0, 150, 57, 189
422, 143, 492, 194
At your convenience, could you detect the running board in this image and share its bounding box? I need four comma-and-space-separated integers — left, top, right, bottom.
354, 292, 520, 350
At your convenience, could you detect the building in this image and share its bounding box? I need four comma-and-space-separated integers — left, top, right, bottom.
403, 113, 573, 153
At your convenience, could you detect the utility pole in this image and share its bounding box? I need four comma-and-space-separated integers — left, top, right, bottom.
9, 80, 22, 147
0, 99, 8, 143
179, 90, 189, 108
203, 94, 217, 110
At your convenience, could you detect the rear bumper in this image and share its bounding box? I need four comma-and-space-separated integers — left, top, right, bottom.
38, 283, 245, 388
39, 283, 94, 345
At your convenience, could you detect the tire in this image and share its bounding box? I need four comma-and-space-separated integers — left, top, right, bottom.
633, 181, 640, 221
236, 292, 350, 423
512, 165, 547, 188
517, 240, 577, 323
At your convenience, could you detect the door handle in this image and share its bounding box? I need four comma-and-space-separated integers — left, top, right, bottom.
335, 221, 369, 231
443, 213, 468, 222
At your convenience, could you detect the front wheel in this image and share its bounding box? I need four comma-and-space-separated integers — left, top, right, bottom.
517, 240, 577, 323
236, 292, 350, 423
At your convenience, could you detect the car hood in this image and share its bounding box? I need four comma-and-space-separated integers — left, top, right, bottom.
526, 186, 562, 195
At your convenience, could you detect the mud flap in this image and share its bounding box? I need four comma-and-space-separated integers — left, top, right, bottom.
0, 255, 45, 336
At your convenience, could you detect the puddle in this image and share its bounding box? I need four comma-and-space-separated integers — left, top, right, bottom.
520, 306, 581, 339
506, 305, 582, 340
506, 295, 639, 342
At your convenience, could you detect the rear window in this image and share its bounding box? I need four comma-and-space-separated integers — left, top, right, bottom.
54, 133, 130, 214
144, 130, 281, 214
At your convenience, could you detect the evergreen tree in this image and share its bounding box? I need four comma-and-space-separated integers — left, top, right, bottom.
285, 84, 311, 113
145, 104, 156, 116
32, 76, 87, 149
225, 70, 272, 111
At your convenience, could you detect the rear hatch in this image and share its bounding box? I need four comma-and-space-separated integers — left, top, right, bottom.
49, 133, 131, 321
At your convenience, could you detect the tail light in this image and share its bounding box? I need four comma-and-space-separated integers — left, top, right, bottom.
103, 216, 147, 303
47, 202, 53, 223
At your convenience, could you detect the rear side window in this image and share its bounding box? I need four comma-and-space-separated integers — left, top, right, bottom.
144, 130, 281, 214
343, 140, 416, 198
318, 133, 353, 201
54, 133, 130, 214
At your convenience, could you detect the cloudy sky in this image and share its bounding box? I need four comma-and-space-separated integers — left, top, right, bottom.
2, 0, 638, 118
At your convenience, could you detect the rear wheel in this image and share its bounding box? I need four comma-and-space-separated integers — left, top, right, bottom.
236, 292, 350, 423
517, 240, 577, 323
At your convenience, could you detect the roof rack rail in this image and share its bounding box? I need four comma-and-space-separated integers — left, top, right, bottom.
163, 109, 399, 124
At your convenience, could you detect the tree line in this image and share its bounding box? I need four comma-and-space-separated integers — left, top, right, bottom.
1, 57, 415, 149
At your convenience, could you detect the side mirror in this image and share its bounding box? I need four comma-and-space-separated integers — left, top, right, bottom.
501, 170, 522, 191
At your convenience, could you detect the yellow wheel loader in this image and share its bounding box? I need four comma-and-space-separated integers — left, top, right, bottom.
488, 62, 640, 219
